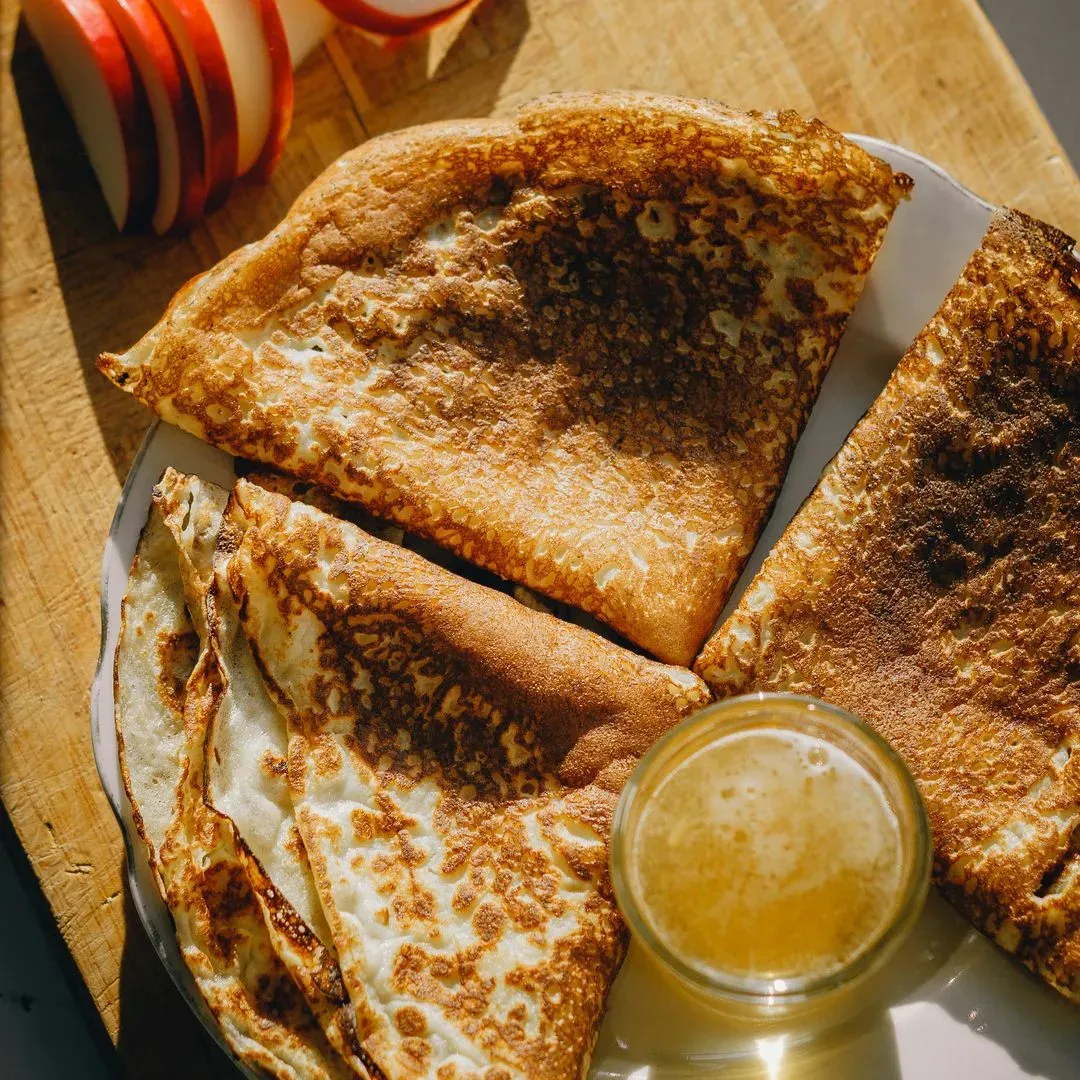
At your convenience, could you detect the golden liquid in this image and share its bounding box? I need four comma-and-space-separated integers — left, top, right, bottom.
632, 727, 903, 982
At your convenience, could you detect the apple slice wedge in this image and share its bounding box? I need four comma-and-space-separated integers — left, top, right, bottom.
276, 0, 337, 68
101, 0, 206, 234
22, 0, 157, 232
316, 0, 472, 37
198, 0, 275, 180
149, 0, 238, 212
247, 0, 293, 182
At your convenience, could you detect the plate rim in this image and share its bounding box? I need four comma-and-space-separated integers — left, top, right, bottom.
90, 416, 161, 826
87, 135, 1004, 1077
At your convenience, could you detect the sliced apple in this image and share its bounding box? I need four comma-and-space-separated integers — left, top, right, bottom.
316, 0, 471, 37
22, 0, 157, 231
149, 0, 238, 212
247, 0, 293, 182
199, 0, 276, 179
101, 0, 206, 234
276, 0, 337, 69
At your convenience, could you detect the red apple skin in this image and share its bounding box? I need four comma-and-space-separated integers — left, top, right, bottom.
23, 0, 158, 231
126, 64, 160, 231
316, 0, 473, 37
247, 0, 294, 184
149, 0, 239, 212
101, 0, 207, 233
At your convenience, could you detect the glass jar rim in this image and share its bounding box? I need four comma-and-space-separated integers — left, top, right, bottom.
610, 692, 932, 1005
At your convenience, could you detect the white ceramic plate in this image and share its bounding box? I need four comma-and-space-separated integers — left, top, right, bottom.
90, 138, 1080, 1080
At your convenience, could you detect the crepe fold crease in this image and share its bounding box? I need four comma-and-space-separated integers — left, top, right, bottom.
696, 209, 1080, 1003
117, 466, 711, 1078
196, 472, 380, 1077
118, 470, 358, 1078
99, 90, 910, 665
223, 477, 712, 1078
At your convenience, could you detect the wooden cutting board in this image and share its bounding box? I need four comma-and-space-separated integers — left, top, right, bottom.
1, 1, 1077, 1076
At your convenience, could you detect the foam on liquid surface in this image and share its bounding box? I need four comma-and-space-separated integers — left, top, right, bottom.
632, 727, 903, 982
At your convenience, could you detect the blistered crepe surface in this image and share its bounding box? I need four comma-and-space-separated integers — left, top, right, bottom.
696, 210, 1080, 1002
143, 471, 355, 1079
226, 479, 712, 1079
115, 504, 197, 880
202, 468, 634, 1077
101, 91, 909, 665
206, 473, 387, 1076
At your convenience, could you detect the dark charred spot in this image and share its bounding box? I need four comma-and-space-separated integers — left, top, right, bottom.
951, 605, 995, 637
155, 629, 199, 714
487, 175, 513, 208
259, 749, 287, 779
252, 970, 305, 1023
986, 481, 1025, 518
930, 436, 1004, 481
202, 861, 257, 961
927, 553, 968, 590
1033, 821, 1080, 898
785, 277, 826, 317
918, 507, 1018, 591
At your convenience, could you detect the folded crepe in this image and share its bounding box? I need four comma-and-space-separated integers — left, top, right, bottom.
199, 470, 392, 1077
115, 488, 199, 894
696, 210, 1080, 1002
99, 91, 910, 665
117, 472, 358, 1078
224, 477, 712, 1078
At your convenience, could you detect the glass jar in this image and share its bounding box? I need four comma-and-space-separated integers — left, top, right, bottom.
610, 693, 932, 1027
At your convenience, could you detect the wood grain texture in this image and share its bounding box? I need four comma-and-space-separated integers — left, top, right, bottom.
0, 0, 1076, 1077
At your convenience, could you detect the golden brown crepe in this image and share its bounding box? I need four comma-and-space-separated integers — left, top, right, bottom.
99, 91, 909, 665
118, 472, 358, 1078
224, 477, 712, 1078
198, 468, 397, 1075
696, 210, 1080, 1002
115, 491, 199, 896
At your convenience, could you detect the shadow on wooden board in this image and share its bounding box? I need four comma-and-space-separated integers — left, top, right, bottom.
0, 799, 229, 1080
0, 804, 118, 1078
116, 863, 233, 1080
8, 27, 203, 481
9, 0, 529, 486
